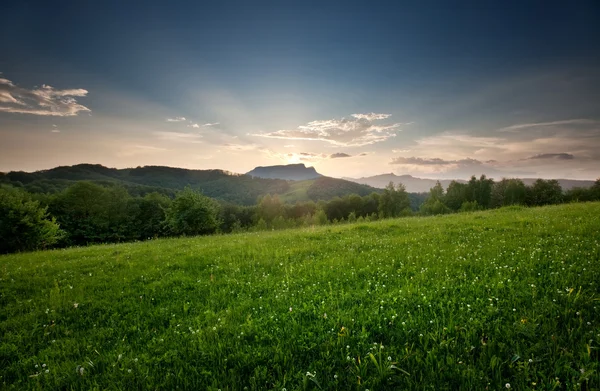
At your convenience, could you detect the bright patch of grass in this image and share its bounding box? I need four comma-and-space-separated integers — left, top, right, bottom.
1, 203, 599, 390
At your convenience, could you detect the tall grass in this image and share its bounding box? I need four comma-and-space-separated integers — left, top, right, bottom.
1, 203, 599, 390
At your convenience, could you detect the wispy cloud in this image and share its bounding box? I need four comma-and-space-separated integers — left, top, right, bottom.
117, 144, 168, 157
222, 143, 259, 151
188, 123, 200, 128
166, 117, 186, 122
526, 153, 575, 160
203, 122, 220, 127
390, 156, 484, 166
499, 119, 597, 132
51, 124, 60, 133
252, 113, 403, 147
0, 75, 90, 116
154, 131, 203, 143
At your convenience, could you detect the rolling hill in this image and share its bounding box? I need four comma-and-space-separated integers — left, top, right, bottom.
0, 164, 378, 205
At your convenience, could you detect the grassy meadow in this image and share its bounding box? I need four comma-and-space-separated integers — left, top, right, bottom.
1, 203, 599, 390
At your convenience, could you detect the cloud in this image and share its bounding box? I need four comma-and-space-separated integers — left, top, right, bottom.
203, 122, 220, 127
351, 113, 392, 120
390, 156, 484, 166
499, 119, 597, 132
154, 131, 203, 143
222, 143, 259, 151
252, 113, 403, 147
166, 117, 186, 122
0, 75, 90, 116
116, 144, 169, 158
527, 153, 575, 160
330, 152, 351, 158
188, 123, 200, 128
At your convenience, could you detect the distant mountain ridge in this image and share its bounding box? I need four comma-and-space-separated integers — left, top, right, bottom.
0, 163, 376, 205
247, 163, 322, 181
345, 173, 595, 193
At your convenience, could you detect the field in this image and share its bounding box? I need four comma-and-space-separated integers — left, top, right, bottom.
1, 203, 599, 390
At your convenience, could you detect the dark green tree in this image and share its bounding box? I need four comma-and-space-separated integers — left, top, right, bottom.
491, 178, 526, 208
378, 182, 411, 218
445, 181, 469, 211
420, 181, 451, 215
0, 186, 64, 253
165, 187, 220, 236
527, 179, 563, 206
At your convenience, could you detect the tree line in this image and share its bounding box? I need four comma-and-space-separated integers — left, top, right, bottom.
1, 176, 599, 254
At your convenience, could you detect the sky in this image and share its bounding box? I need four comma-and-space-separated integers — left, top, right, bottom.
1, 1, 599, 180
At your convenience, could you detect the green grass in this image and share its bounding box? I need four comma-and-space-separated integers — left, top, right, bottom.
1, 203, 600, 390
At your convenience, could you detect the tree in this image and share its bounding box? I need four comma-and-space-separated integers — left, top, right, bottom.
420, 181, 451, 215
378, 182, 411, 218
445, 181, 469, 211
527, 179, 563, 206
467, 175, 494, 209
491, 178, 526, 208
165, 187, 220, 236
48, 181, 110, 244
133, 192, 172, 238
0, 186, 64, 253
256, 194, 284, 226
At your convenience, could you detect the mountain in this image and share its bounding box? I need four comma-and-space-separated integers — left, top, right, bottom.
343, 174, 464, 193
344, 173, 595, 192
1, 164, 290, 205
1, 163, 377, 205
246, 163, 322, 181
519, 178, 595, 190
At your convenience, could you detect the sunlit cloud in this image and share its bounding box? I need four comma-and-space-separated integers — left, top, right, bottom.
0, 75, 90, 116
390, 156, 483, 166
350, 113, 392, 120
222, 143, 259, 151
252, 113, 403, 147
166, 116, 186, 122
203, 122, 220, 127
188, 123, 200, 128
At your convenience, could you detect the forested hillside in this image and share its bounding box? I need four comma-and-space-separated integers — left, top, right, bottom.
0, 164, 376, 205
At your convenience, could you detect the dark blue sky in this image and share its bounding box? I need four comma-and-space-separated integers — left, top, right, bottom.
1, 1, 599, 178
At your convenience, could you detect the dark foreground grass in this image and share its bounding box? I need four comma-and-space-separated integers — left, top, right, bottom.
1, 203, 600, 390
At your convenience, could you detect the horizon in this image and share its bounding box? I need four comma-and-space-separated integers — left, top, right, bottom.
1, 1, 599, 180
2, 161, 597, 183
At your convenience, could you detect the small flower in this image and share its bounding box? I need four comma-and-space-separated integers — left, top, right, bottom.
387, 356, 392, 361
289, 307, 292, 312
505, 383, 511, 389
528, 359, 533, 363
73, 303, 79, 308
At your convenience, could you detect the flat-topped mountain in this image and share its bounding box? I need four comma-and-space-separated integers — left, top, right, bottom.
246, 163, 322, 181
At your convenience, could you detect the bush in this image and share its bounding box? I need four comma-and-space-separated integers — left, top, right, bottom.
0, 186, 64, 253
165, 187, 220, 236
